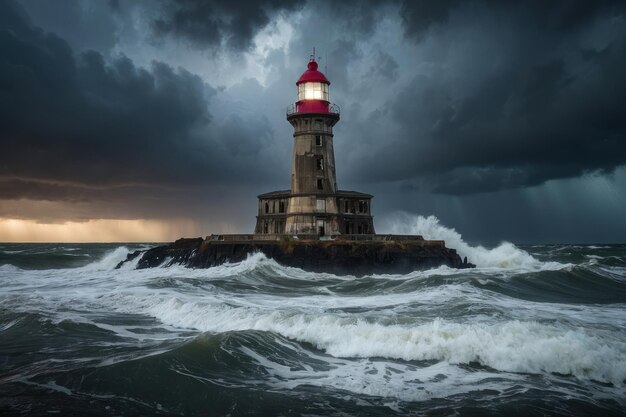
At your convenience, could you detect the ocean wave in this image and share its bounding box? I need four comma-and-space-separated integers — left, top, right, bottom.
154, 252, 626, 303
237, 338, 528, 402
0, 248, 115, 270
595, 266, 626, 282
2, 241, 625, 415
379, 213, 569, 271
0, 317, 21, 332
104, 292, 626, 386
77, 247, 131, 272
0, 264, 23, 272
4, 247, 626, 311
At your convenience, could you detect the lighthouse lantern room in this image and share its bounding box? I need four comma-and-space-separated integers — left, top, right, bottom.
296, 57, 330, 112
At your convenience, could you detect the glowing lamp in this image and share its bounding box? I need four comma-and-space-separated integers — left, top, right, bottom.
294, 57, 333, 113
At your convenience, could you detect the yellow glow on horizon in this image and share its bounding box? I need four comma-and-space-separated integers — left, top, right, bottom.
0, 218, 205, 242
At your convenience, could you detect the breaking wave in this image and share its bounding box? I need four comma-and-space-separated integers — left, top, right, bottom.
105, 293, 626, 386
1, 228, 625, 415
79, 246, 131, 271
380, 213, 567, 270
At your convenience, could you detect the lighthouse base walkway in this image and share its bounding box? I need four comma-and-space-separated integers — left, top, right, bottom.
207, 233, 444, 246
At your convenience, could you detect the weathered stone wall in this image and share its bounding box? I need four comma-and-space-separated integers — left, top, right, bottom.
285, 112, 341, 235
255, 195, 289, 233
118, 237, 475, 276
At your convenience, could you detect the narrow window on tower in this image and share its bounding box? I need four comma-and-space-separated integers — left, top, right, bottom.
317, 178, 323, 190
315, 135, 322, 146
316, 157, 324, 171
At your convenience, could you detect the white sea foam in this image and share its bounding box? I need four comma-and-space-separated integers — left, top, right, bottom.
78, 246, 131, 272
0, 264, 22, 272
102, 291, 626, 386
241, 343, 526, 401
117, 251, 143, 271
379, 213, 568, 270
2, 249, 620, 328
2, 242, 625, 404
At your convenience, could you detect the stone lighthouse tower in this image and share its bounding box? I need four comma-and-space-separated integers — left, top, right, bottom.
255, 55, 375, 236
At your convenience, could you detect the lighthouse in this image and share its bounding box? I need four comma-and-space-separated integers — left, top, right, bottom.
255, 55, 375, 236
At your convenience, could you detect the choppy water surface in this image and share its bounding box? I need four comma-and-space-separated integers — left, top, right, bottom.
1, 218, 625, 416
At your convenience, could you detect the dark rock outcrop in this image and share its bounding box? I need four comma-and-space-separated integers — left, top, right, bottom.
117, 237, 475, 276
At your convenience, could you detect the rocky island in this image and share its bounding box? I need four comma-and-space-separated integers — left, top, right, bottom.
118, 55, 474, 274
117, 235, 474, 276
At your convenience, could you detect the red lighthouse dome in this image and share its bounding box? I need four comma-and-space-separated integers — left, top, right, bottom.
293, 57, 334, 114
296, 59, 329, 84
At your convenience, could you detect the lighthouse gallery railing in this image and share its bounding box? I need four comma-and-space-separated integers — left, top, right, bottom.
286, 103, 340, 116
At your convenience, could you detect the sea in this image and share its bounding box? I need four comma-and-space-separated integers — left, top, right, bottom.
0, 215, 624, 416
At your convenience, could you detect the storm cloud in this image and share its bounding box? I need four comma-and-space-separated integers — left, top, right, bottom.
152, 0, 304, 50
326, 0, 626, 194
358, 37, 626, 194
0, 0, 283, 202
1, 0, 625, 242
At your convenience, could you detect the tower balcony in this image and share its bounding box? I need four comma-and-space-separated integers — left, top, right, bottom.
286, 102, 340, 116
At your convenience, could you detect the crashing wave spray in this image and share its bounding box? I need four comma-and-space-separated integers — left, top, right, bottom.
379, 213, 565, 270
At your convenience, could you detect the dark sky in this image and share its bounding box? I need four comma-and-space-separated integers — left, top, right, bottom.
1, 0, 625, 242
